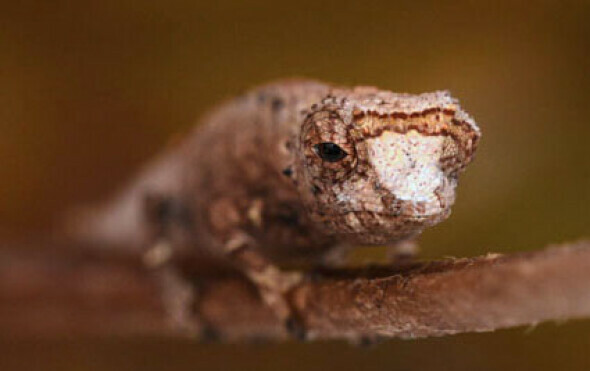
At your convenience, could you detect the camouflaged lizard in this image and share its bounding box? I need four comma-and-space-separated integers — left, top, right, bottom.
71, 79, 481, 338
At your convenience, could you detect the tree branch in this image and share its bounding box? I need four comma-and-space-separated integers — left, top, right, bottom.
2, 240, 590, 341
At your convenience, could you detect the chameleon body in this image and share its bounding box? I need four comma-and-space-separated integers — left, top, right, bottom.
72, 79, 480, 337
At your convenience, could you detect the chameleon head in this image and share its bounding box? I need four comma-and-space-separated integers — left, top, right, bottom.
294, 87, 481, 244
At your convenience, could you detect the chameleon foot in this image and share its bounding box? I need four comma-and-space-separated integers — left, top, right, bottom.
386, 239, 419, 263
285, 315, 307, 341
249, 268, 306, 340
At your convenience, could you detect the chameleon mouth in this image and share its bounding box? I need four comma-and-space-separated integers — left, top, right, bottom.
324, 209, 449, 232
337, 210, 441, 218
336, 196, 448, 220
319, 210, 451, 245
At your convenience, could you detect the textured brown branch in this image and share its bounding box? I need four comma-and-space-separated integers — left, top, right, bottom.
2, 240, 590, 341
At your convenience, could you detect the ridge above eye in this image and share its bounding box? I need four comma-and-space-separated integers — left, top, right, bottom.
314, 142, 348, 162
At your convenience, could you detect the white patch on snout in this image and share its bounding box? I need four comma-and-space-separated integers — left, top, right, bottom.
367, 130, 444, 204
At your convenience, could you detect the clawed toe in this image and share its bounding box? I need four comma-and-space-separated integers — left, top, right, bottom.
285, 315, 307, 341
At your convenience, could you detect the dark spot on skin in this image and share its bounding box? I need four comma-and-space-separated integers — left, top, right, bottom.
276, 205, 300, 226
145, 194, 193, 233
271, 97, 284, 111
282, 167, 293, 177
311, 185, 322, 195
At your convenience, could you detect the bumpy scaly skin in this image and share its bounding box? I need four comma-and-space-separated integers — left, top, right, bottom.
295, 86, 479, 246
73, 79, 480, 337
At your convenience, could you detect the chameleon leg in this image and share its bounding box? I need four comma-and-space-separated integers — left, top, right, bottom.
152, 264, 200, 334
222, 231, 306, 339
385, 239, 419, 263
142, 194, 217, 339
208, 196, 306, 338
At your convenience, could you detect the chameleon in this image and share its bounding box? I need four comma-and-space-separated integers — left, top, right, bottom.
69, 79, 481, 338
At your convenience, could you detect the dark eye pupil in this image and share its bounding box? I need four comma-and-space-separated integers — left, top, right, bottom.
314, 142, 347, 162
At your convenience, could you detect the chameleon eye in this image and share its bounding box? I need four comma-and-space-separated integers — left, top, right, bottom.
314, 142, 348, 162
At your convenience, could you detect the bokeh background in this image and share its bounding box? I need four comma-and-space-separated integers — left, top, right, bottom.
2, 0, 590, 370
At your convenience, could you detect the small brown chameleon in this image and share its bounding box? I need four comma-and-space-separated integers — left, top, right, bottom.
70, 79, 480, 338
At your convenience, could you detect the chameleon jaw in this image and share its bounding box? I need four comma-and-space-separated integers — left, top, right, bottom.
313, 205, 453, 245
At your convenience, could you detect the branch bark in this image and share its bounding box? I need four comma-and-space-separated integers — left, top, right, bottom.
2, 240, 590, 341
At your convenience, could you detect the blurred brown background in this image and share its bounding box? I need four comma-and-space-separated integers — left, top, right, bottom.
1, 0, 590, 370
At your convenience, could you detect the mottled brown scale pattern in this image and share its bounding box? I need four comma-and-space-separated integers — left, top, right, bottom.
76, 80, 480, 262
73, 79, 481, 336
